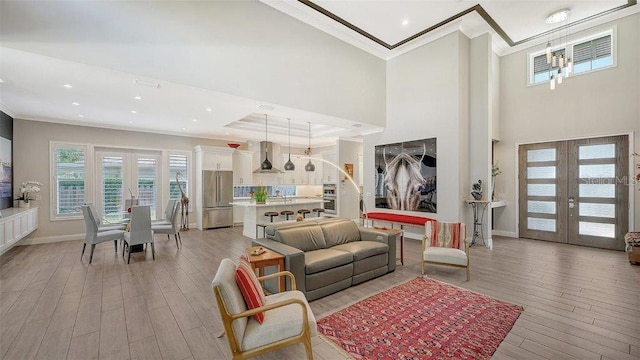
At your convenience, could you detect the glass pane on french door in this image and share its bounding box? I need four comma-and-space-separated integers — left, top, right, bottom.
520, 136, 628, 250
101, 155, 124, 222
96, 151, 161, 222
136, 156, 158, 220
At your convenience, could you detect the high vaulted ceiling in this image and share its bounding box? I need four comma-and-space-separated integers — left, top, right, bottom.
266, 0, 638, 58
0, 1, 637, 146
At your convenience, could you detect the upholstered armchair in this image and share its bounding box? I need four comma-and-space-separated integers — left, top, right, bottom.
212, 258, 317, 360
422, 221, 469, 281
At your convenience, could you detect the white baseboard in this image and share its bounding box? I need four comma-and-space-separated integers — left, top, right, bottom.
18, 233, 84, 246
492, 230, 517, 238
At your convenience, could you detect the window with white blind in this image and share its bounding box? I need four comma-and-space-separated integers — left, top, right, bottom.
169, 153, 189, 201
528, 29, 615, 86
52, 143, 88, 218
573, 35, 613, 74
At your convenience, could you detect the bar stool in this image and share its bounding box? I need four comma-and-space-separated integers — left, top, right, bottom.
312, 208, 325, 217
280, 210, 294, 220
297, 209, 311, 218
264, 211, 279, 222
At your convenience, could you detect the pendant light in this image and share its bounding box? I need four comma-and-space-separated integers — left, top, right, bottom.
260, 114, 272, 171
284, 118, 295, 171
304, 122, 315, 172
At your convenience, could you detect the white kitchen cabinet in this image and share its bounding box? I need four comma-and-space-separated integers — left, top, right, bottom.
322, 153, 338, 183
195, 145, 233, 171
0, 207, 39, 255
233, 206, 244, 225
233, 150, 254, 185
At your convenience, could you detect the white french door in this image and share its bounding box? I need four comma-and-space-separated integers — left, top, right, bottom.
519, 135, 629, 250
96, 150, 161, 222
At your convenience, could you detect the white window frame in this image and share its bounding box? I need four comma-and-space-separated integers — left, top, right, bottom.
527, 27, 617, 87
49, 141, 94, 221
164, 150, 192, 213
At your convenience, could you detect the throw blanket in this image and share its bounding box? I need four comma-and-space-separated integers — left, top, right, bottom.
428, 222, 462, 249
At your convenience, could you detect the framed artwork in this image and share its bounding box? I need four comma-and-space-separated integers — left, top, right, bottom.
374, 138, 436, 213
344, 163, 354, 180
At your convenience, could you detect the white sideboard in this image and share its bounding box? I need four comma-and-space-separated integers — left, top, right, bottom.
0, 207, 39, 255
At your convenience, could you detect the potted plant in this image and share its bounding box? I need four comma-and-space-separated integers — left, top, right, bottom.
253, 186, 268, 204
17, 181, 43, 208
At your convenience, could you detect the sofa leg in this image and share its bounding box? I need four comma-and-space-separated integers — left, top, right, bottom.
466, 264, 470, 281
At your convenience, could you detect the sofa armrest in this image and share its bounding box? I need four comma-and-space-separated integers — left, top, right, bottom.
252, 238, 307, 293
358, 227, 397, 272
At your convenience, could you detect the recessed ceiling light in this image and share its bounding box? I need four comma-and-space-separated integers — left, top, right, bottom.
182, 127, 187, 130
206, 108, 212, 112
134, 79, 160, 88
64, 84, 73, 88
225, 132, 230, 135
192, 119, 198, 122
129, 120, 133, 123
401, 19, 409, 26
257, 104, 274, 110
546, 9, 571, 24
134, 96, 142, 100
131, 110, 137, 114
0, 78, 4, 83
72, 102, 79, 106
78, 114, 84, 118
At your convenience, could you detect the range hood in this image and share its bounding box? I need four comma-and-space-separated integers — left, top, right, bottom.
253, 141, 283, 173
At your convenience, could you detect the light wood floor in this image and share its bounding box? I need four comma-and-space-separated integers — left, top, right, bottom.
1, 227, 639, 360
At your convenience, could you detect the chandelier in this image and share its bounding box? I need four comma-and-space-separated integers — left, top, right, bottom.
545, 9, 572, 90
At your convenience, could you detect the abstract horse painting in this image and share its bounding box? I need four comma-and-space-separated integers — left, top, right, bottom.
375, 138, 437, 213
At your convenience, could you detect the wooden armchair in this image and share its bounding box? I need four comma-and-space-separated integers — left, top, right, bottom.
422, 221, 470, 281
212, 258, 317, 360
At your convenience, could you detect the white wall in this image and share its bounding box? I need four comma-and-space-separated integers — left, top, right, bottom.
0, 1, 386, 127
364, 32, 471, 232
13, 119, 227, 242
495, 13, 640, 236
337, 139, 362, 220
469, 34, 494, 246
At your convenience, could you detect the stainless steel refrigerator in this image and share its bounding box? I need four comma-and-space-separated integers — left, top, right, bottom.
202, 170, 233, 229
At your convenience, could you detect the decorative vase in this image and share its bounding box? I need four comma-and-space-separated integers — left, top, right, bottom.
19, 200, 30, 209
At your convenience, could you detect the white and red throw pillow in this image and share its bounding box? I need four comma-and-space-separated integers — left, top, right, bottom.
235, 257, 266, 323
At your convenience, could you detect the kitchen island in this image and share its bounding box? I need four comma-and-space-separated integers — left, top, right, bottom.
230, 198, 328, 239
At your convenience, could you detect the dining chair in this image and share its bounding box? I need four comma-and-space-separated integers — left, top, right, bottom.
85, 203, 127, 232
81, 205, 125, 264
151, 200, 181, 248
123, 206, 155, 264
152, 199, 178, 226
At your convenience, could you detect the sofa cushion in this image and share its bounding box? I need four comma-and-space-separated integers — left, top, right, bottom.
321, 220, 361, 247
332, 241, 389, 261
305, 249, 353, 274
423, 247, 468, 266
275, 226, 327, 252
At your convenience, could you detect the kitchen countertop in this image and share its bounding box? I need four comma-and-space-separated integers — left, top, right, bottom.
230, 198, 327, 207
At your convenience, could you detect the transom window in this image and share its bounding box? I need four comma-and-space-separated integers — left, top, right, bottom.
529, 30, 615, 86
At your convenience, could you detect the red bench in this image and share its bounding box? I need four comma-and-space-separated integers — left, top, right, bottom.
363, 212, 436, 265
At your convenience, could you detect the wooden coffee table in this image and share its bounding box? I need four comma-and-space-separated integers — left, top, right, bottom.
246, 246, 285, 292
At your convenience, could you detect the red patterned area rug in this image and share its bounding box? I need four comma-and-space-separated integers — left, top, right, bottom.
317, 277, 522, 359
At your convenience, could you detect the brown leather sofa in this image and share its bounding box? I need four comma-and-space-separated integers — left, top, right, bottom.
252, 217, 398, 301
